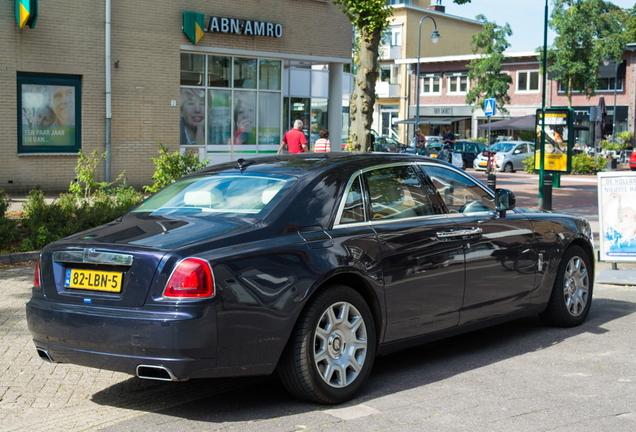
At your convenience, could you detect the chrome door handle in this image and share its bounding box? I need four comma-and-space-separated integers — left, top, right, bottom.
436, 228, 483, 240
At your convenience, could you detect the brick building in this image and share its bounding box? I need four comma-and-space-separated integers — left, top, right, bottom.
398, 50, 633, 146
2, 1, 352, 193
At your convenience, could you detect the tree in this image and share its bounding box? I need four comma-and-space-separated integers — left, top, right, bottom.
332, 0, 393, 152
333, 1, 475, 152
547, 0, 626, 107
465, 15, 513, 114
621, 6, 636, 44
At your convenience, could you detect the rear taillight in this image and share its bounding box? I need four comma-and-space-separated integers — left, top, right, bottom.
163, 258, 214, 299
34, 258, 41, 287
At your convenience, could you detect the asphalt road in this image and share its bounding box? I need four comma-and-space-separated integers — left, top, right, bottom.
2, 171, 635, 431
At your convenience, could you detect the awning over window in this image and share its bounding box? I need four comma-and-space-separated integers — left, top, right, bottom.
394, 117, 470, 125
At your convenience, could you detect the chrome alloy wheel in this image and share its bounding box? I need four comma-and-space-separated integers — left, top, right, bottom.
313, 301, 368, 388
563, 255, 589, 317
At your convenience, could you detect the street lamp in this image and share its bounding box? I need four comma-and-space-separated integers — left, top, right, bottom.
414, 15, 440, 135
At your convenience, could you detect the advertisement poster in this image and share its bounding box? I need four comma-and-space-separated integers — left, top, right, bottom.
534, 108, 572, 173
21, 84, 76, 148
598, 171, 636, 262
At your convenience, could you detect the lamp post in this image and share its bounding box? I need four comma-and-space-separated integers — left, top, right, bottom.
612, 61, 618, 141
538, 0, 548, 209
414, 15, 440, 135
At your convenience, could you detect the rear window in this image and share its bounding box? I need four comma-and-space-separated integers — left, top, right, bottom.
132, 173, 295, 217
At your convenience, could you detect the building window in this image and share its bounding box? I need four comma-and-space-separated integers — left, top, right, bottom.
557, 76, 623, 93
421, 75, 441, 95
517, 70, 539, 92
380, 65, 399, 84
597, 77, 623, 92
17, 72, 82, 154
180, 53, 282, 149
447, 74, 468, 95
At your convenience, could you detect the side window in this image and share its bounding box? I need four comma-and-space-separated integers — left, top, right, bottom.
365, 165, 434, 220
465, 143, 476, 153
339, 176, 366, 224
422, 165, 495, 214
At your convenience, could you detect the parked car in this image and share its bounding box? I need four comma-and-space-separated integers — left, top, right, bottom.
374, 136, 403, 153
629, 150, 636, 171
473, 141, 535, 172
446, 140, 488, 170
423, 140, 444, 158
26, 153, 594, 404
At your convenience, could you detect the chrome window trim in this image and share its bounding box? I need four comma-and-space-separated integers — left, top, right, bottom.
415, 161, 498, 216
333, 162, 442, 229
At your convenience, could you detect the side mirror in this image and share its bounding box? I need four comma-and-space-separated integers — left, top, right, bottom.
495, 188, 516, 218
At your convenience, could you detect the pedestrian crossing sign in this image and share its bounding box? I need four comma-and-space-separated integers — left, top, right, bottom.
484, 98, 496, 116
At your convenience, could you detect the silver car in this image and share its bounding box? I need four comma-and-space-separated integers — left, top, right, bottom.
473, 141, 535, 173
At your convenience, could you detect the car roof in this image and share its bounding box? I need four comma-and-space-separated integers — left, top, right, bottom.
189, 152, 444, 180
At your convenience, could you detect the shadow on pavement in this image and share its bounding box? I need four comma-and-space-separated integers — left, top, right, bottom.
90, 296, 636, 426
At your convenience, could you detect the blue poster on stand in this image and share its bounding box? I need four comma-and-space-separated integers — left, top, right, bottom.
598, 172, 636, 262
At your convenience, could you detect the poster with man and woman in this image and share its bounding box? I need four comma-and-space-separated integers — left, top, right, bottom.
21, 83, 77, 148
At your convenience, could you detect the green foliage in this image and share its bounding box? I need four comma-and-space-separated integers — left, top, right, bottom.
571, 153, 608, 174
547, 0, 626, 106
0, 191, 20, 250
0, 190, 10, 216
473, 137, 489, 144
332, 0, 393, 42
616, 130, 633, 145
144, 143, 208, 193
21, 190, 71, 250
466, 15, 513, 114
600, 138, 631, 151
523, 154, 536, 174
68, 150, 126, 201
19, 151, 144, 251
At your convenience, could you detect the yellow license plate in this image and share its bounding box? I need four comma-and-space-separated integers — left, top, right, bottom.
430, 153, 438, 158
479, 162, 487, 167
65, 269, 123, 292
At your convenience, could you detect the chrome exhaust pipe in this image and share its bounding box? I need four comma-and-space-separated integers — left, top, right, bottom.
136, 364, 181, 381
36, 348, 54, 362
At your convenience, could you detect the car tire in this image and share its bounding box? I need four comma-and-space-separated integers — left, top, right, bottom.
503, 162, 514, 173
539, 245, 593, 327
631, 167, 636, 171
278, 285, 376, 404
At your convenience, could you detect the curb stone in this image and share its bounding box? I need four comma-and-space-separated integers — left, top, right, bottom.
0, 251, 39, 264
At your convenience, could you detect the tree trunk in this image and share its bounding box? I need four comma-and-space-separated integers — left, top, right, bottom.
349, 28, 381, 152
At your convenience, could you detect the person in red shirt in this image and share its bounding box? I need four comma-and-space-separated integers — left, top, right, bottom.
278, 119, 308, 154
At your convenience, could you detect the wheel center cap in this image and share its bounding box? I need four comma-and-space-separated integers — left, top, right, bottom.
328, 332, 345, 358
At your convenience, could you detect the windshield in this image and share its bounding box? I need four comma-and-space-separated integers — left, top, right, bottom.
488, 142, 516, 153
132, 173, 296, 217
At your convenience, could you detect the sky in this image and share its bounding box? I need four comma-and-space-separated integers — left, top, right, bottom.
443, 0, 636, 53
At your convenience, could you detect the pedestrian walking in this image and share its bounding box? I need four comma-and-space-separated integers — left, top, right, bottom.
278, 119, 308, 154
314, 129, 331, 152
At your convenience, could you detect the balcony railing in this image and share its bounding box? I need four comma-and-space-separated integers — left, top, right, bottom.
376, 82, 401, 98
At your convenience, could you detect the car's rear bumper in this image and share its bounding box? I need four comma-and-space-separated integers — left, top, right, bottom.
26, 297, 219, 379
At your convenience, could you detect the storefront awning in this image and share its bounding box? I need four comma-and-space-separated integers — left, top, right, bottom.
394, 117, 470, 125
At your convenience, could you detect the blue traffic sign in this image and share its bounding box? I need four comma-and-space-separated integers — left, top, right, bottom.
484, 98, 496, 116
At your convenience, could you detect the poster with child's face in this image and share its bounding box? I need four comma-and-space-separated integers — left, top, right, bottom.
598, 172, 636, 262
21, 84, 77, 147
